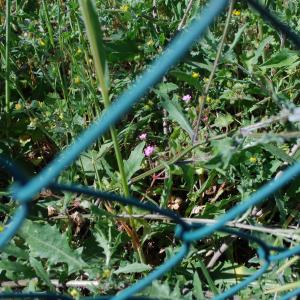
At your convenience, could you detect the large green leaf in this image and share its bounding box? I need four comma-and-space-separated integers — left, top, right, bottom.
260, 48, 299, 69
114, 263, 152, 274
124, 141, 145, 180
18, 220, 86, 275
161, 99, 193, 138
262, 143, 295, 164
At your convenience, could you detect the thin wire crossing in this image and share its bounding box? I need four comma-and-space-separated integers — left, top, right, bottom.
1, 0, 300, 299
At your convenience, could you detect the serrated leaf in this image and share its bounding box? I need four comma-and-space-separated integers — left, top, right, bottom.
114, 262, 152, 274
161, 99, 193, 138
30, 257, 54, 290
260, 48, 299, 69
249, 36, 274, 67
262, 144, 295, 164
226, 23, 248, 55
124, 141, 145, 180
94, 228, 111, 266
18, 220, 86, 275
158, 82, 178, 95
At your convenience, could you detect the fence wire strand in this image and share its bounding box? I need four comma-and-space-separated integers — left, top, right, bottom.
0, 0, 300, 299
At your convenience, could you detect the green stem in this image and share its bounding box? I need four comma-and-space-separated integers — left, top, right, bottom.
79, 0, 144, 263
193, 0, 234, 143
42, 0, 55, 47
5, 0, 11, 113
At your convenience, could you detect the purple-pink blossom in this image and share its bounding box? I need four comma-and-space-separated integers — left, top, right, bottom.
144, 145, 155, 157
139, 133, 147, 140
182, 94, 191, 102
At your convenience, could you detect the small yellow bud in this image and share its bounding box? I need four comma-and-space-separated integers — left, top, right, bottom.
102, 268, 111, 279
206, 96, 213, 103
76, 48, 82, 55
147, 39, 154, 47
39, 39, 46, 47
15, 103, 22, 110
69, 288, 79, 298
232, 9, 241, 16
192, 72, 200, 78
74, 76, 81, 84
249, 156, 257, 163
120, 4, 129, 12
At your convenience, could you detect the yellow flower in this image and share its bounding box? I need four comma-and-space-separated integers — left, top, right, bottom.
69, 288, 79, 298
74, 76, 81, 84
192, 71, 200, 78
120, 4, 129, 12
204, 77, 209, 83
249, 156, 257, 163
39, 39, 46, 47
76, 48, 82, 55
15, 103, 22, 110
206, 96, 213, 103
102, 268, 111, 279
232, 9, 241, 16
146, 39, 154, 47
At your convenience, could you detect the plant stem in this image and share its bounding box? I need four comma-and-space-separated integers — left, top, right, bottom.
41, 0, 54, 47
192, 0, 234, 144
79, 0, 144, 263
5, 0, 11, 113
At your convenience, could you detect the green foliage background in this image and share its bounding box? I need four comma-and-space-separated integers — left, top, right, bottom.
0, 0, 300, 298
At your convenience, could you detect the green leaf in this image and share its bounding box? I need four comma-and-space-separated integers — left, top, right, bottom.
249, 36, 274, 67
94, 227, 112, 267
158, 82, 178, 95
18, 220, 86, 275
169, 70, 202, 90
260, 48, 299, 69
262, 144, 295, 164
124, 141, 145, 180
193, 272, 205, 300
161, 99, 193, 138
213, 114, 233, 128
105, 39, 140, 62
114, 263, 152, 274
226, 23, 248, 54
30, 257, 55, 290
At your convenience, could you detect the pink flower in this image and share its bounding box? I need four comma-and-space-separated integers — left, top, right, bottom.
182, 94, 191, 102
144, 145, 155, 157
139, 133, 147, 140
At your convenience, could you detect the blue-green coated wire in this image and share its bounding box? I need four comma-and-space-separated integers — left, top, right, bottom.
183, 162, 300, 242
280, 287, 300, 300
